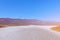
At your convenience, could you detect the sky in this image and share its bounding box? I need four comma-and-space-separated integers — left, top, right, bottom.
0, 0, 60, 21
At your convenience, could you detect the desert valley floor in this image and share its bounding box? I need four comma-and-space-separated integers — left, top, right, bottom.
0, 25, 60, 40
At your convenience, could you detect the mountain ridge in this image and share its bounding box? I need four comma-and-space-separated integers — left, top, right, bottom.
0, 18, 59, 26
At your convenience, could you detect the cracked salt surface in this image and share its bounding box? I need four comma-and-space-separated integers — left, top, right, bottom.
0, 25, 60, 40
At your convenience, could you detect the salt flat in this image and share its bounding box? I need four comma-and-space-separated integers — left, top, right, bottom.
0, 25, 60, 40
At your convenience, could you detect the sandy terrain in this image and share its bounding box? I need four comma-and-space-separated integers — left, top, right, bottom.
0, 25, 60, 40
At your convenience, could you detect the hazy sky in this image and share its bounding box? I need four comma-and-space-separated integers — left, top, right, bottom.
0, 0, 60, 21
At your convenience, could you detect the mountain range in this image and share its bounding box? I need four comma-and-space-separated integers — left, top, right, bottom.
0, 18, 59, 26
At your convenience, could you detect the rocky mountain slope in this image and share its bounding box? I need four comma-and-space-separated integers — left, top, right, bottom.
0, 18, 59, 26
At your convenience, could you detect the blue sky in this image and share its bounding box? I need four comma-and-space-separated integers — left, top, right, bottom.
0, 0, 60, 21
